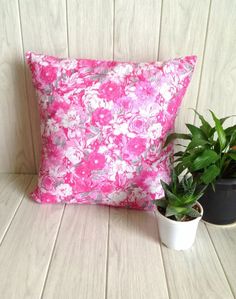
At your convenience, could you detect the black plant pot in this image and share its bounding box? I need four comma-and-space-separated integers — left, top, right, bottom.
198, 179, 236, 225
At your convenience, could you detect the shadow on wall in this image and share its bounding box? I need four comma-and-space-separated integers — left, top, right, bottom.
15, 58, 41, 173
0, 57, 40, 174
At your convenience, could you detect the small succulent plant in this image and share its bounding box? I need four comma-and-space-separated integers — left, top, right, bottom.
154, 171, 206, 221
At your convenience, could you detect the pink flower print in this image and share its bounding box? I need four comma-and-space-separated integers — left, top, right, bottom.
74, 176, 93, 193
100, 183, 114, 193
40, 192, 58, 203
75, 162, 91, 177
40, 176, 55, 191
98, 81, 124, 101
87, 152, 106, 170
39, 65, 57, 84
129, 116, 148, 134
114, 96, 133, 111
92, 108, 112, 126
127, 137, 146, 155
135, 81, 155, 99
135, 170, 157, 190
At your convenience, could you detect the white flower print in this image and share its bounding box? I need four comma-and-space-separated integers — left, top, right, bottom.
108, 191, 127, 204
62, 108, 80, 129
147, 123, 162, 140
113, 64, 133, 76
65, 147, 83, 164
159, 82, 173, 101
139, 102, 161, 117
56, 183, 73, 197
45, 119, 59, 136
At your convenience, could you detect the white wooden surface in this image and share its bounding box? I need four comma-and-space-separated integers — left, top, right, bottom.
114, 0, 162, 61
196, 0, 236, 126
0, 174, 32, 243
0, 174, 235, 299
207, 224, 236, 296
0, 0, 235, 173
42, 205, 109, 299
160, 222, 234, 299
0, 177, 64, 299
0, 0, 35, 173
107, 208, 169, 299
68, 0, 114, 59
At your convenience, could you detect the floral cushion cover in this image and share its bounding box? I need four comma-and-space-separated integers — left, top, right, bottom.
26, 52, 196, 210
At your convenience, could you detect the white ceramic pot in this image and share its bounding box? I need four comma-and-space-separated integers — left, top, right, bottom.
156, 202, 203, 250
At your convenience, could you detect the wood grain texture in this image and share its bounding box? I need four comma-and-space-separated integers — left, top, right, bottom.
0, 176, 64, 299
159, 0, 211, 133
114, 0, 162, 61
107, 208, 169, 299
207, 224, 236, 297
160, 222, 234, 299
196, 0, 236, 125
0, 174, 32, 244
0, 0, 35, 173
67, 0, 113, 59
42, 205, 109, 299
19, 0, 68, 170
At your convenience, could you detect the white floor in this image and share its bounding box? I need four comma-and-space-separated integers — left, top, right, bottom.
0, 174, 235, 299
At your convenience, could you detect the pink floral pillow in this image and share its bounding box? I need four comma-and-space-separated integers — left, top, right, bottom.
26, 52, 196, 210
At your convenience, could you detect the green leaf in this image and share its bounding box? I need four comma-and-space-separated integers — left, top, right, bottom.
210, 110, 227, 151
181, 194, 197, 206
220, 115, 236, 125
165, 205, 177, 217
186, 124, 208, 140
171, 170, 178, 193
229, 130, 236, 146
165, 205, 186, 217
174, 162, 186, 176
186, 207, 201, 218
228, 151, 236, 161
225, 125, 236, 136
164, 133, 191, 147
187, 138, 210, 150
191, 109, 212, 136
200, 164, 221, 184
160, 180, 171, 194
191, 149, 219, 171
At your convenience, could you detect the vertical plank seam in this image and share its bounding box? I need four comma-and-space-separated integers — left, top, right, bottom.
205, 224, 235, 298
17, 0, 37, 174
193, 0, 212, 124
112, 0, 116, 60
40, 204, 66, 299
154, 212, 171, 299
105, 207, 110, 299
0, 175, 34, 246
157, 0, 164, 60
65, 0, 70, 57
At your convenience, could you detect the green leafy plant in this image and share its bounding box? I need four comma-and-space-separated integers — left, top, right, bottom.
154, 172, 205, 221
165, 110, 236, 185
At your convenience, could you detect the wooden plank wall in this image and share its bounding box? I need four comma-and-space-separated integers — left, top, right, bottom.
0, 0, 235, 173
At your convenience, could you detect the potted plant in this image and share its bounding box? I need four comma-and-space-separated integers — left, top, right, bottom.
165, 110, 236, 225
154, 172, 205, 250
